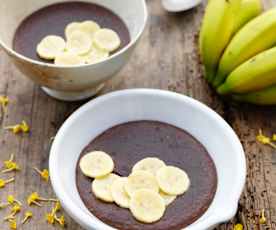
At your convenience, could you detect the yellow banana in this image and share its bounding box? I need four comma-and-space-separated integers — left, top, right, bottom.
233, 0, 263, 33
232, 85, 276, 105
214, 7, 276, 87
199, 0, 241, 83
217, 47, 276, 95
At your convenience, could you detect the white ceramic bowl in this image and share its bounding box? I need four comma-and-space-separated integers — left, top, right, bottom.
0, 0, 147, 101
49, 89, 246, 230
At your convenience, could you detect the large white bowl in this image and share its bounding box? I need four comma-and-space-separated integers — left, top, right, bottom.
0, 0, 147, 101
49, 89, 246, 230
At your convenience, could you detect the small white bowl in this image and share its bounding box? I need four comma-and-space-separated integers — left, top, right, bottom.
162, 0, 202, 12
0, 0, 147, 101
49, 89, 246, 230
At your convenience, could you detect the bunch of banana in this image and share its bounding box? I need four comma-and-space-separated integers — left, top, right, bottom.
199, 0, 276, 105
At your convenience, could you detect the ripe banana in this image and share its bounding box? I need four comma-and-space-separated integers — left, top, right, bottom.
217, 47, 276, 95
214, 7, 276, 87
232, 85, 276, 105
232, 0, 263, 33
199, 0, 241, 83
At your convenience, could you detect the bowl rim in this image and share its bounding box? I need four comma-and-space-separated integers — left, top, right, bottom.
49, 89, 246, 230
0, 0, 148, 69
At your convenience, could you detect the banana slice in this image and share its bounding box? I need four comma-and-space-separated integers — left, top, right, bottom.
55, 52, 85, 66
132, 157, 166, 176
65, 22, 81, 39
125, 170, 159, 197
82, 44, 109, 64
79, 21, 101, 39
37, 35, 66, 60
93, 28, 121, 52
66, 31, 92, 55
111, 177, 130, 208
159, 191, 176, 206
92, 173, 120, 203
156, 166, 190, 195
79, 151, 114, 178
130, 189, 165, 223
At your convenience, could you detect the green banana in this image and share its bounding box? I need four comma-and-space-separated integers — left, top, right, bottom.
217, 46, 276, 95
232, 0, 263, 33
214, 7, 276, 88
199, 0, 241, 83
232, 85, 276, 105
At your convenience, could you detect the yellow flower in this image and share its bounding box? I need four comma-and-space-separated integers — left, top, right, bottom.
0, 178, 15, 188
7, 195, 22, 206
256, 130, 276, 149
259, 209, 266, 224
46, 213, 55, 225
2, 154, 20, 173
4, 121, 30, 134
234, 223, 243, 230
11, 204, 21, 214
9, 219, 17, 230
53, 201, 61, 213
22, 211, 33, 224
0, 96, 9, 107
273, 134, 276, 141
33, 167, 49, 182
27, 192, 58, 206
55, 215, 66, 227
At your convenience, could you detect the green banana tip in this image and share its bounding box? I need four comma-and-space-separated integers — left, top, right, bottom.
217, 84, 230, 95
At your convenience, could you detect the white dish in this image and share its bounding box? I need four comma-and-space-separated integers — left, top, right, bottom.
162, 0, 202, 12
0, 0, 147, 101
49, 89, 246, 230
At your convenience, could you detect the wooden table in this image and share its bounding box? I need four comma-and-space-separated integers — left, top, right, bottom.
1, 0, 276, 229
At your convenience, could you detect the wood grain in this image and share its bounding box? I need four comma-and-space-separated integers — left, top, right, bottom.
0, 0, 276, 229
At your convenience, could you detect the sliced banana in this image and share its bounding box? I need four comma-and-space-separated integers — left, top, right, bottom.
37, 35, 66, 60
79, 21, 100, 38
54, 52, 85, 66
82, 44, 109, 64
92, 173, 120, 203
66, 31, 92, 55
111, 177, 130, 208
159, 191, 176, 206
93, 28, 121, 52
65, 22, 81, 39
125, 170, 159, 197
130, 189, 165, 224
132, 157, 166, 176
79, 151, 114, 178
156, 166, 190, 195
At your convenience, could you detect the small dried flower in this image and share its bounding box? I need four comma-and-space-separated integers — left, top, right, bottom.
21, 211, 33, 224
2, 154, 20, 173
259, 209, 266, 224
27, 192, 58, 206
0, 178, 15, 188
4, 121, 30, 134
234, 223, 243, 230
7, 195, 22, 206
53, 201, 61, 213
0, 96, 9, 113
55, 215, 66, 227
46, 212, 55, 225
273, 134, 276, 141
8, 219, 17, 230
33, 167, 49, 182
256, 130, 276, 149
4, 204, 21, 221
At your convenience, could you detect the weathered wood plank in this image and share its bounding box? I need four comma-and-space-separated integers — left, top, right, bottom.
0, 0, 276, 229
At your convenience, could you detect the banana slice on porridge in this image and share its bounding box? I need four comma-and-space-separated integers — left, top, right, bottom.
159, 191, 176, 206
125, 170, 159, 197
81, 44, 109, 64
93, 28, 121, 52
111, 177, 130, 208
92, 173, 120, 203
55, 52, 85, 66
65, 22, 81, 40
130, 189, 165, 223
66, 30, 92, 55
37, 35, 66, 60
79, 20, 100, 38
132, 157, 166, 176
79, 151, 114, 178
156, 166, 190, 195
